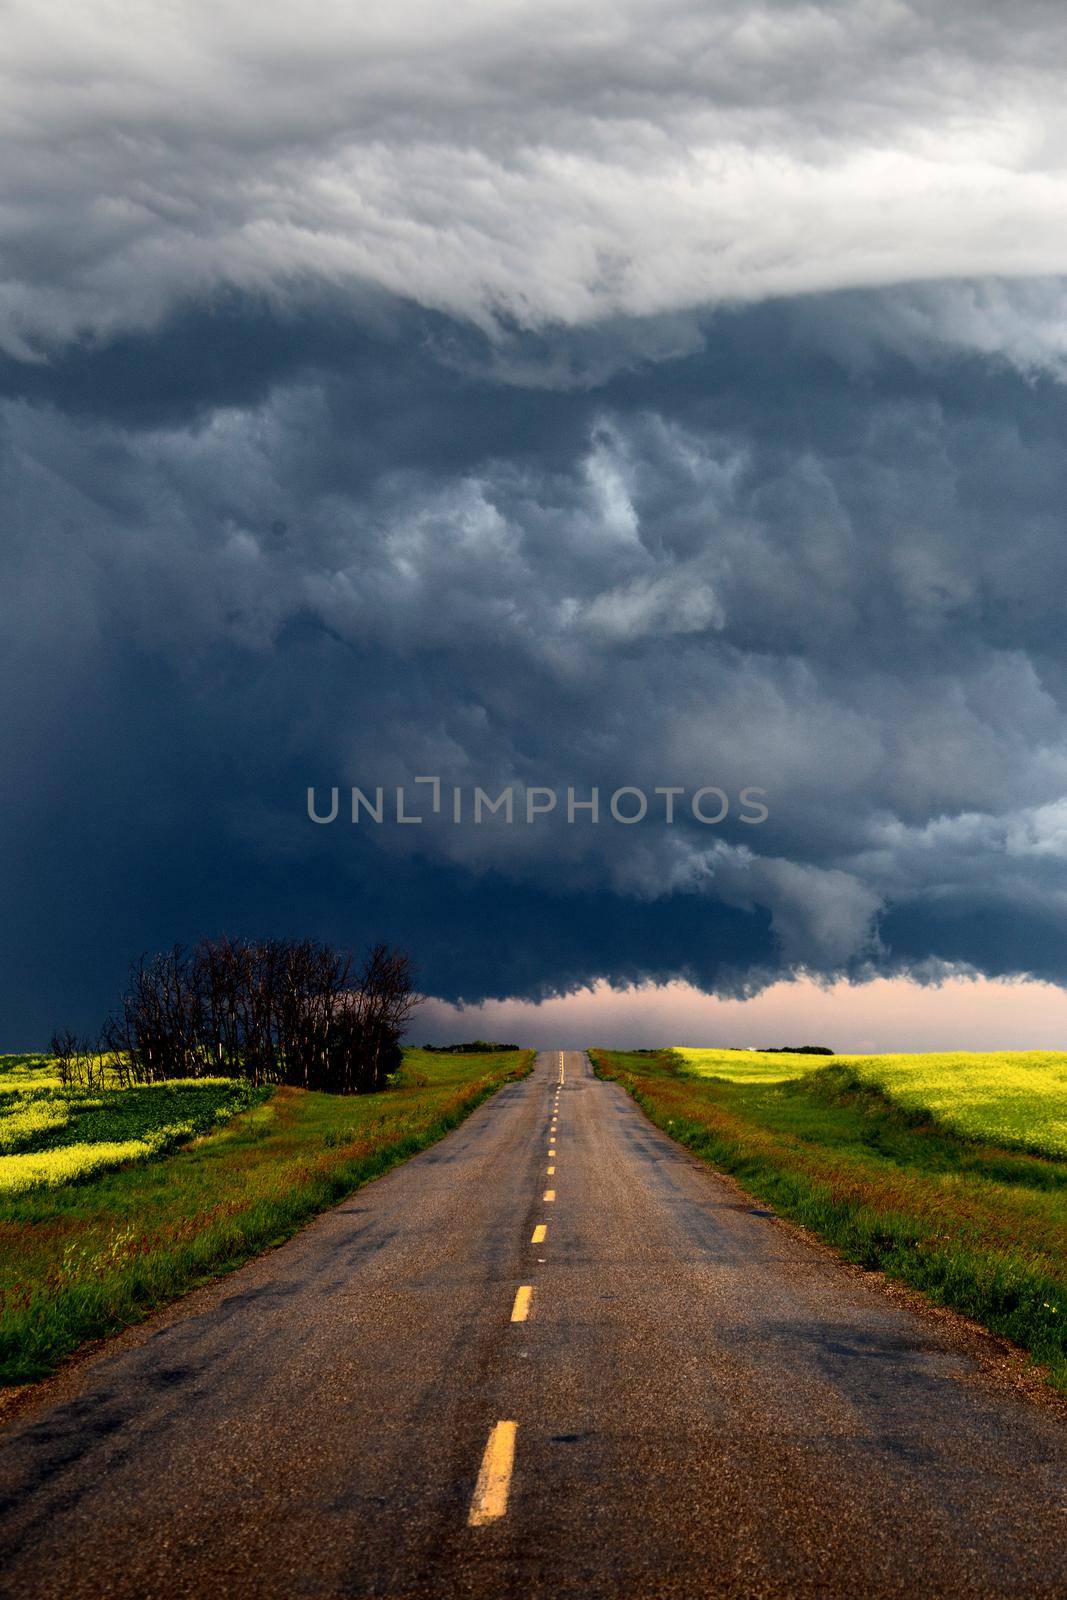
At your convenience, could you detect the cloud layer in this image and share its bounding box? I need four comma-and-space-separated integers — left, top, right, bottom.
4, 4, 1067, 1041
4, 2, 1067, 356
5, 285, 1067, 1038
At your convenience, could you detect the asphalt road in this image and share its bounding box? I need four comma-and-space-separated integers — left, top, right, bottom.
0, 1050, 1064, 1599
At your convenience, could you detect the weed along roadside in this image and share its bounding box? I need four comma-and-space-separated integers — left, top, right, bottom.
0, 1048, 534, 1387
590, 1048, 1067, 1396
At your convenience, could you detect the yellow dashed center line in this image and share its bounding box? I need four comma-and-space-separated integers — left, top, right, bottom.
468, 1055, 574, 1530
511, 1285, 533, 1322
468, 1421, 517, 1526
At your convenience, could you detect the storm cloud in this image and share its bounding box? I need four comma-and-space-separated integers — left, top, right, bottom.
4, 1, 1067, 356
3, 3, 1067, 1041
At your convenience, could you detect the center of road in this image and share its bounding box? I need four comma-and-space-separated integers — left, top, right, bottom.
467, 1049, 568, 1531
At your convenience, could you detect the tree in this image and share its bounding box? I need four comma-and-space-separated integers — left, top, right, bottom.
101, 936, 419, 1092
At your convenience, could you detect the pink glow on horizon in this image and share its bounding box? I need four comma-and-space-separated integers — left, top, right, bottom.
417, 975, 1067, 1052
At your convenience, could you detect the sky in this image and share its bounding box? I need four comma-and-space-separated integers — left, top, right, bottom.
4, 1, 1067, 1048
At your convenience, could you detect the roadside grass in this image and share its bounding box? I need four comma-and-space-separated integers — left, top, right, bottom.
674, 1047, 1067, 1157
592, 1049, 1067, 1394
0, 1047, 533, 1386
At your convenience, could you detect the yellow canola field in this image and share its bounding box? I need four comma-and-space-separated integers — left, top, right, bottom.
673, 1048, 1067, 1158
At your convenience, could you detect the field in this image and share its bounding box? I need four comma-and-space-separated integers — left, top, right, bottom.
0, 1048, 533, 1386
592, 1048, 1067, 1394
0, 1057, 266, 1194
674, 1048, 1067, 1157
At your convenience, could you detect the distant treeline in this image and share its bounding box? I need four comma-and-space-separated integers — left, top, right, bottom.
52, 936, 417, 1095
759, 1045, 834, 1055
420, 1040, 520, 1054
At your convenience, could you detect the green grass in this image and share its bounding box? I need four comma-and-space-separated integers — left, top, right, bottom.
0, 1047, 533, 1385
674, 1047, 1067, 1158
593, 1049, 1067, 1395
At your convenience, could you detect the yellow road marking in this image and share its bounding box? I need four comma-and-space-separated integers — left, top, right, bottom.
531, 1224, 547, 1243
511, 1285, 533, 1322
468, 1421, 517, 1526
548, 1147, 556, 1156
546, 1164, 555, 1174
543, 1189, 555, 1201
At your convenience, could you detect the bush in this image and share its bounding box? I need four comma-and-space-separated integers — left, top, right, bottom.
420, 1040, 520, 1053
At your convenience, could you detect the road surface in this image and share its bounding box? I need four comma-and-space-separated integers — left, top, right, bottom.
0, 1050, 1064, 1598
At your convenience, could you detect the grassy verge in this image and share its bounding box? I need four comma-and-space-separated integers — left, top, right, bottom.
0, 1048, 533, 1385
591, 1049, 1067, 1394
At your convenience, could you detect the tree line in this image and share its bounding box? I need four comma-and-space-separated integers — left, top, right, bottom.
52, 936, 418, 1094
420, 1040, 519, 1054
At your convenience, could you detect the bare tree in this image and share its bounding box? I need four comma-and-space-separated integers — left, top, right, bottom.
101, 936, 419, 1093
49, 1028, 105, 1088
348, 944, 419, 1093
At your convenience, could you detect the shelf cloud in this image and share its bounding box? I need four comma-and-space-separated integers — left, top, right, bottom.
3, 3, 1067, 1039
4, 2, 1067, 357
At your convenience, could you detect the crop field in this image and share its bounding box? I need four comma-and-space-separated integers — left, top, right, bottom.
674, 1048, 1067, 1158
594, 1047, 1067, 1394
0, 1058, 265, 1194
0, 1047, 532, 1386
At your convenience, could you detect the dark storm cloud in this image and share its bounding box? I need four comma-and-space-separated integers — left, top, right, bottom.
5, 1, 1067, 1038
5, 287, 1067, 1039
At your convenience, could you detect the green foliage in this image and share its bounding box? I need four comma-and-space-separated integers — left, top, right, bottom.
420, 1040, 521, 1053
0, 1097, 71, 1152
0, 1054, 61, 1088
0, 1077, 266, 1194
